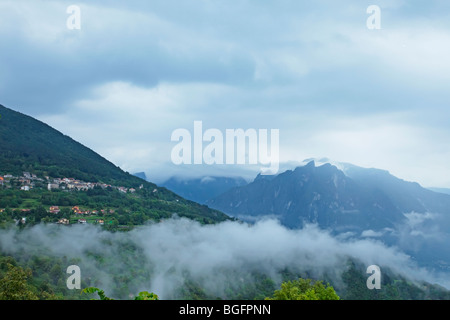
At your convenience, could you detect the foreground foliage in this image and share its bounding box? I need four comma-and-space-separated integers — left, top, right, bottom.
266, 278, 340, 300
0, 262, 56, 300
81, 287, 159, 300
1, 249, 450, 301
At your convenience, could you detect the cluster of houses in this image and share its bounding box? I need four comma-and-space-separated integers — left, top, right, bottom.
2, 205, 109, 226
8, 209, 105, 226
70, 206, 114, 215
49, 205, 113, 216
0, 172, 43, 191
0, 172, 147, 227
56, 218, 105, 225
48, 205, 107, 226
0, 172, 141, 194
46, 177, 138, 194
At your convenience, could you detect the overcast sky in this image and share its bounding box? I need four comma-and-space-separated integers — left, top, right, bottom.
1, 0, 450, 186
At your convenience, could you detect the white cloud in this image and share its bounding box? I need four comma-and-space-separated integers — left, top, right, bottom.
3, 0, 450, 186
361, 230, 385, 238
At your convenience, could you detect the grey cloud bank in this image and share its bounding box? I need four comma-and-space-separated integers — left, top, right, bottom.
1, 0, 450, 186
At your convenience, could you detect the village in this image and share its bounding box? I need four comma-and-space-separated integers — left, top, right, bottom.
0, 172, 145, 226
0, 171, 139, 194
50, 205, 112, 226
2, 204, 115, 226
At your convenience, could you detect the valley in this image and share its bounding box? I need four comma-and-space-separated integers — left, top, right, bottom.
1, 104, 450, 301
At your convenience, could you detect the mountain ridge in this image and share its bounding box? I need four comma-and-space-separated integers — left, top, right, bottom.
0, 103, 231, 225
161, 175, 248, 204
207, 160, 450, 233
0, 104, 144, 188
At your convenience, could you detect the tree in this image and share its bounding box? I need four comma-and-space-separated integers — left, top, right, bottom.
0, 263, 39, 300
34, 206, 48, 223
61, 207, 71, 219
265, 278, 340, 300
134, 291, 159, 300
82, 287, 114, 300
82, 287, 159, 300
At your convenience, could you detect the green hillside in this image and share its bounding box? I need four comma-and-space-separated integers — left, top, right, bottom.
0, 104, 230, 226
0, 104, 148, 187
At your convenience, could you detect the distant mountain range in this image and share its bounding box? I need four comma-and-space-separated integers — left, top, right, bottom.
428, 187, 450, 195
200, 160, 450, 269
161, 176, 248, 204
343, 163, 450, 217
159, 159, 450, 236
205, 160, 450, 230
133, 172, 148, 181
207, 161, 408, 232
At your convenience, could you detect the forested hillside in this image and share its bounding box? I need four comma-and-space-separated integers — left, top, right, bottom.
0, 104, 230, 227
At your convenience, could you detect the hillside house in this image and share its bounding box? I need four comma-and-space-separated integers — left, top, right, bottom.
19, 178, 31, 185
48, 183, 59, 190
72, 206, 84, 214
57, 218, 70, 225
118, 187, 127, 193
49, 206, 60, 214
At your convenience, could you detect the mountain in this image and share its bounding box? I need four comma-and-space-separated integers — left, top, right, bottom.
207, 160, 450, 231
0, 104, 144, 188
207, 161, 408, 232
161, 176, 248, 204
0, 104, 230, 224
428, 187, 450, 196
207, 160, 450, 269
133, 172, 148, 181
343, 163, 450, 216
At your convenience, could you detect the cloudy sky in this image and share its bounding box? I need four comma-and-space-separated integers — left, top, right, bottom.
1, 0, 450, 186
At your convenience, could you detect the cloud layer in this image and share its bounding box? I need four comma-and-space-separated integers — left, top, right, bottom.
0, 218, 447, 299
1, 1, 450, 186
